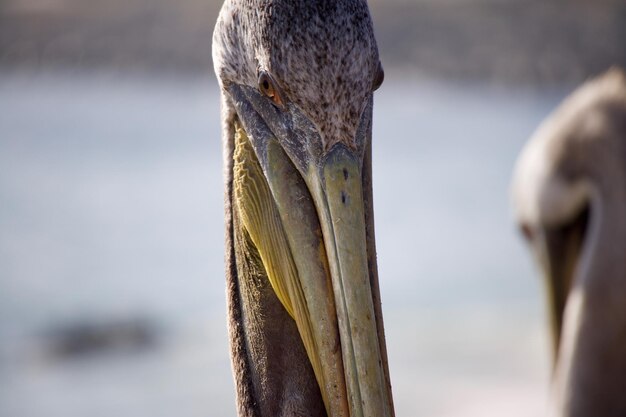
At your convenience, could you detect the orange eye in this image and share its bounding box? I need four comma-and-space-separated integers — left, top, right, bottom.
258, 71, 283, 107
373, 63, 384, 91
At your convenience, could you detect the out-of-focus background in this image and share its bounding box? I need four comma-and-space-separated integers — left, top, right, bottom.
1, 1, 624, 416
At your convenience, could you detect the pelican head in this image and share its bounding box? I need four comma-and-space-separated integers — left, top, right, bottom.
511, 68, 626, 416
212, 1, 393, 416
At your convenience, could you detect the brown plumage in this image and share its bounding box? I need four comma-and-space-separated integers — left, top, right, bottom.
212, 1, 394, 416
512, 68, 626, 416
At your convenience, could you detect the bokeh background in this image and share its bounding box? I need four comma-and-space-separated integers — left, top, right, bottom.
1, 0, 625, 416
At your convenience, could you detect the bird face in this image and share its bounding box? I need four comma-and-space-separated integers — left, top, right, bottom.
510, 71, 626, 360
514, 179, 591, 360
511, 126, 593, 359
511, 68, 626, 416
509, 70, 626, 360
213, 2, 393, 416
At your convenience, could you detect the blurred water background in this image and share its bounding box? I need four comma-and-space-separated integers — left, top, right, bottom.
1, 1, 625, 416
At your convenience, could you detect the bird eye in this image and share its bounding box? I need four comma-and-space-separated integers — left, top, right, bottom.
520, 222, 535, 242
258, 71, 283, 107
372, 63, 385, 91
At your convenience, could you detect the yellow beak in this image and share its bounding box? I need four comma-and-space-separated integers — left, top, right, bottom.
233, 123, 393, 417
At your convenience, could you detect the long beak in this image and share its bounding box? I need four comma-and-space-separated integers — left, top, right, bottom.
533, 206, 589, 363
228, 84, 394, 417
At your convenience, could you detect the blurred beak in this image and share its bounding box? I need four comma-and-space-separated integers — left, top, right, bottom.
228, 84, 394, 417
532, 207, 589, 363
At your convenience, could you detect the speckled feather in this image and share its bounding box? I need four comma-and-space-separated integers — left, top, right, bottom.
213, 2, 385, 415
213, 0, 380, 150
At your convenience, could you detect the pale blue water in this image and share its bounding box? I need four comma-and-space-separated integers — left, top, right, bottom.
0, 72, 568, 416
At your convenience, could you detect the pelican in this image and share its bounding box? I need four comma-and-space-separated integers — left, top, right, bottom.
211, 1, 394, 415
511, 68, 626, 416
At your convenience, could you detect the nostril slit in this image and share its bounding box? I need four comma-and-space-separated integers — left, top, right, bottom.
343, 168, 348, 180
341, 191, 347, 204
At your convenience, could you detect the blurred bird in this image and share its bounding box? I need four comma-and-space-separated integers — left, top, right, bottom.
212, 1, 394, 416
511, 68, 626, 417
